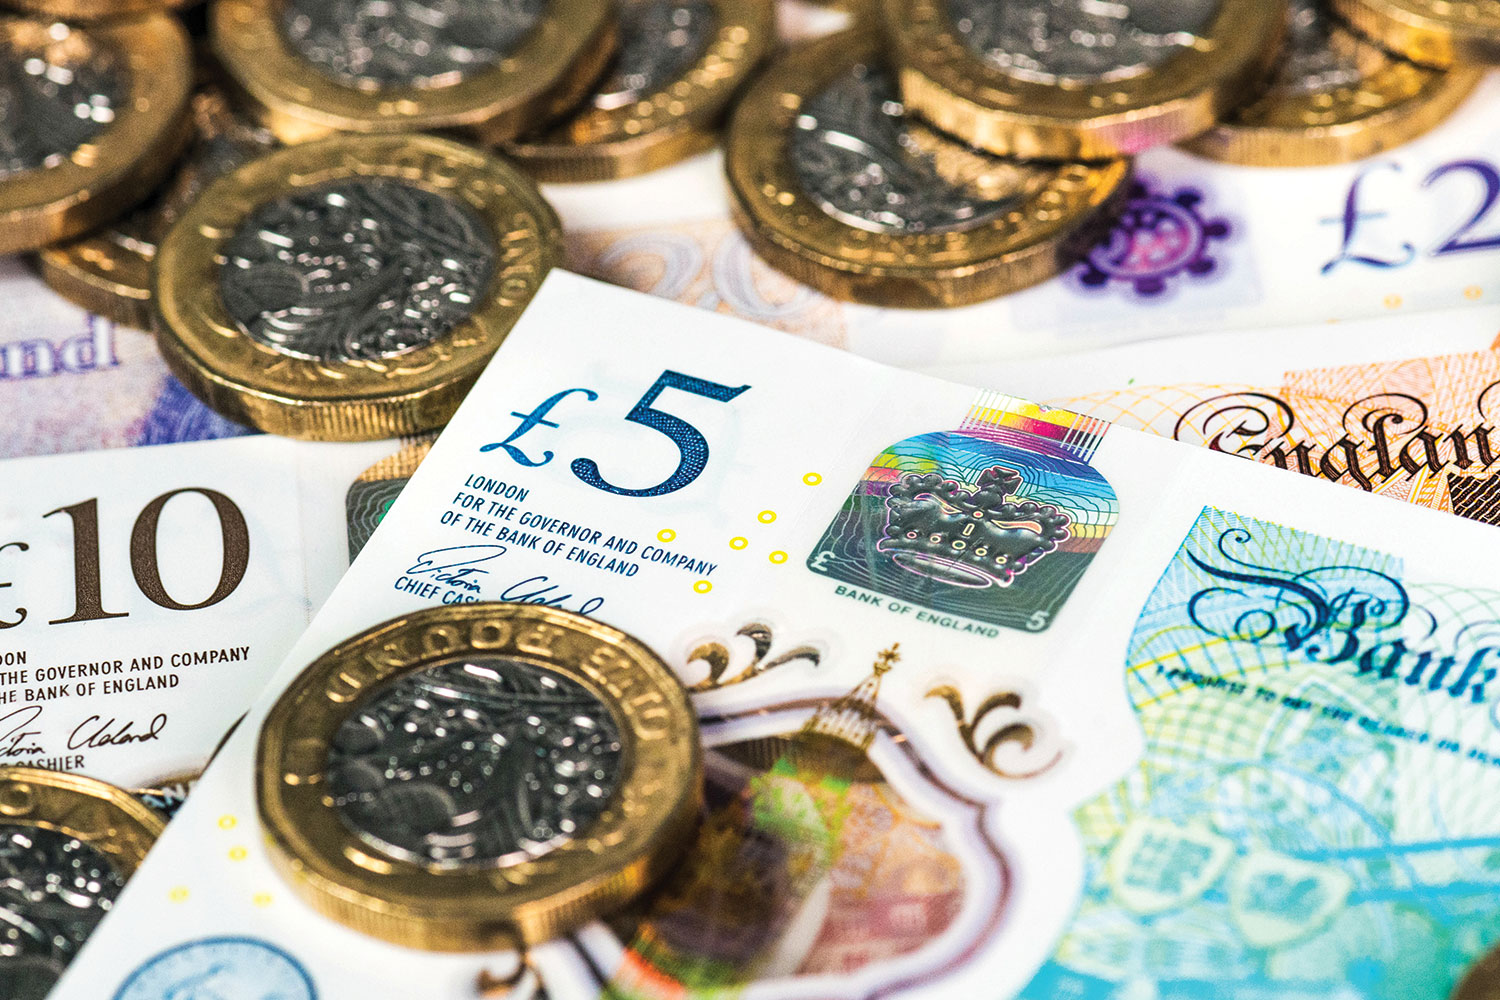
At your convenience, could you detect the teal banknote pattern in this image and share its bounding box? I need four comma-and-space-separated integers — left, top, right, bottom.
1022, 509, 1500, 1000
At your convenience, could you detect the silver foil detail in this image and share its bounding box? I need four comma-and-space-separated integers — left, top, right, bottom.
946, 0, 1222, 85
0, 825, 126, 1000
326, 656, 624, 869
0, 29, 126, 180
219, 179, 497, 363
789, 62, 1030, 235
281, 0, 547, 90
593, 0, 717, 111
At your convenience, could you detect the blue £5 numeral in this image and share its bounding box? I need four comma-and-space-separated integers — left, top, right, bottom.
572, 371, 751, 497
484, 372, 750, 498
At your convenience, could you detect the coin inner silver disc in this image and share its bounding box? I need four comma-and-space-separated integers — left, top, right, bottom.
0, 28, 126, 181
789, 61, 1031, 235
592, 0, 717, 112
0, 825, 127, 1000
219, 178, 497, 363
946, 0, 1223, 85
280, 0, 547, 90
1275, 0, 1367, 96
326, 656, 625, 869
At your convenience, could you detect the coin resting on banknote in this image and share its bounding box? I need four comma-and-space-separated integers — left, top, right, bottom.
256, 603, 701, 951
37, 88, 278, 330
0, 14, 192, 255
881, 0, 1287, 159
725, 28, 1132, 307
151, 132, 561, 439
211, 0, 616, 144
0, 767, 164, 997
506, 0, 773, 182
1333, 0, 1500, 67
1182, 0, 1482, 166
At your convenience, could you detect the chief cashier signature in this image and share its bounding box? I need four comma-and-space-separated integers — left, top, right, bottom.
0, 705, 43, 756
403, 545, 605, 614
405, 545, 509, 592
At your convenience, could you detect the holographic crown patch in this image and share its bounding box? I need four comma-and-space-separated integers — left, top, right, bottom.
807, 394, 1120, 632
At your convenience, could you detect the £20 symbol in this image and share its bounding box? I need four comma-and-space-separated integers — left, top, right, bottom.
482, 370, 751, 498
0, 490, 250, 629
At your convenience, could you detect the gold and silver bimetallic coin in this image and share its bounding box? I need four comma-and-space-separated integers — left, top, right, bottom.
257, 604, 701, 951
0, 0, 202, 21
1333, 0, 1500, 67
0, 14, 192, 255
0, 767, 166, 997
882, 0, 1287, 159
38, 89, 277, 330
506, 0, 773, 181
152, 132, 562, 440
1183, 0, 1481, 165
212, 0, 616, 145
725, 29, 1131, 308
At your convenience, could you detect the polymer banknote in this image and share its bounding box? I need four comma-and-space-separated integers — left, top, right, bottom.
550, 71, 1500, 368
0, 435, 396, 792
54, 275, 1500, 1000
927, 304, 1500, 526
0, 259, 255, 460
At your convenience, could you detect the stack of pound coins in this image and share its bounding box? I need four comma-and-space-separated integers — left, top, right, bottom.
723, 0, 1495, 308
0, 0, 779, 441
5, 0, 1496, 437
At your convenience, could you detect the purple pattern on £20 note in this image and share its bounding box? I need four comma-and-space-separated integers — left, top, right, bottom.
1074, 177, 1234, 298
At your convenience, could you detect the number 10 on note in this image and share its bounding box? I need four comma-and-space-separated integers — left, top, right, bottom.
0, 491, 250, 629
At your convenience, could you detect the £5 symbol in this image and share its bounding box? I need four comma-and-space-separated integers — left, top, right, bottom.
481, 371, 751, 499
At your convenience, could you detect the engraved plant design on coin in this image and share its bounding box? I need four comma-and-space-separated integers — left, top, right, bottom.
219, 179, 498, 364
0, 825, 127, 999
281, 0, 547, 90
593, 0, 717, 111
325, 657, 624, 868
0, 23, 126, 180
946, 0, 1223, 84
789, 61, 1048, 235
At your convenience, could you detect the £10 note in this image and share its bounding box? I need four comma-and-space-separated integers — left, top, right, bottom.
0, 435, 397, 792
52, 274, 1500, 1000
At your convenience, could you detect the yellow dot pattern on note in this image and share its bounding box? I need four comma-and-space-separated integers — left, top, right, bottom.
730, 536, 748, 550
770, 551, 788, 564
218, 815, 237, 830
758, 510, 776, 524
1383, 294, 1402, 309
1467, 286, 1483, 300
657, 529, 676, 542
253, 893, 274, 907
169, 887, 189, 903
694, 580, 713, 594
228, 846, 248, 862
803, 472, 822, 486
